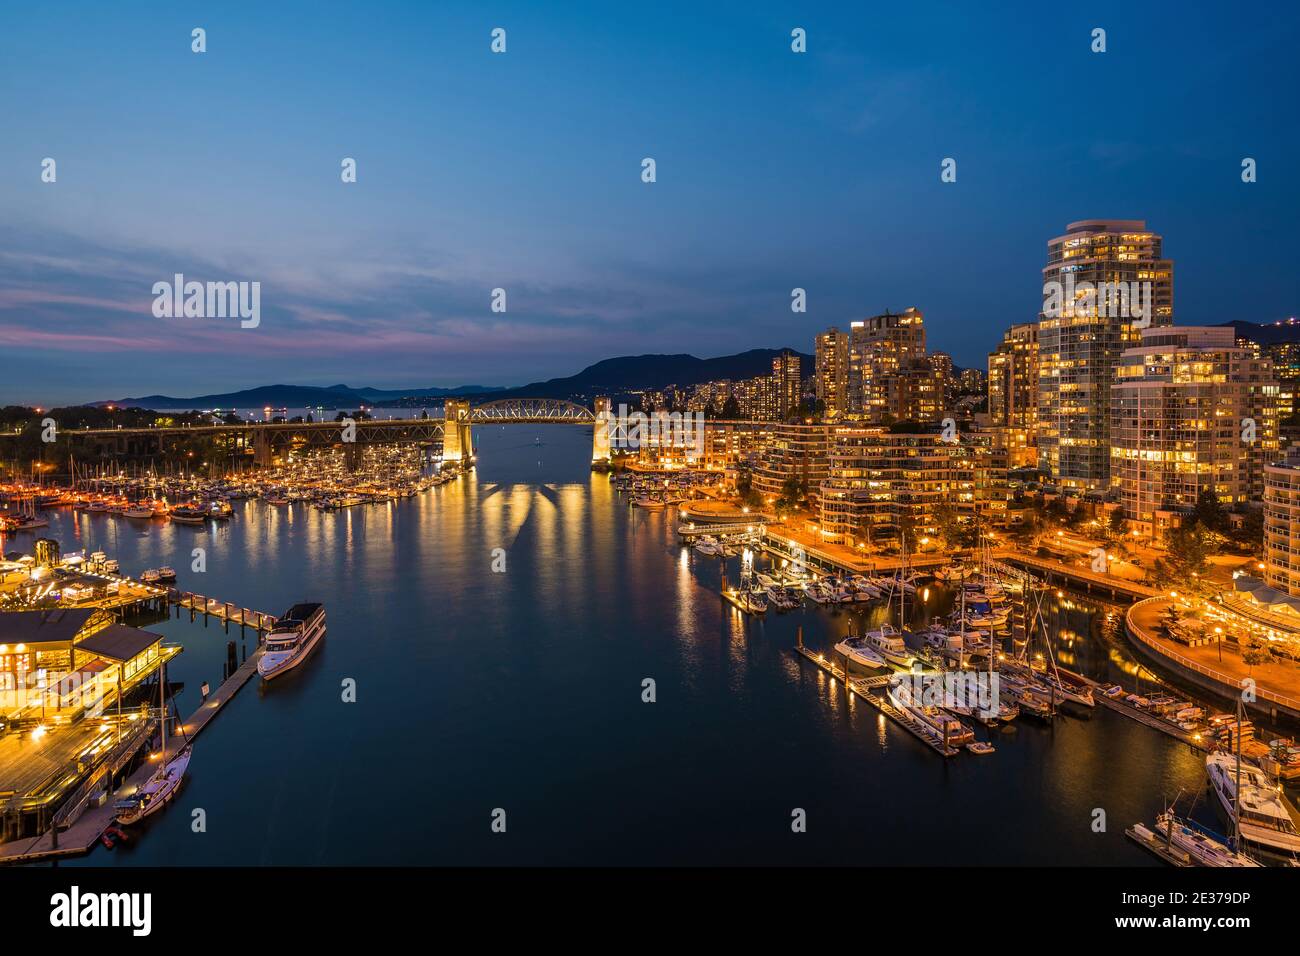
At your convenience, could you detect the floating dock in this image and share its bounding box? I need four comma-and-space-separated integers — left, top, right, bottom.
793, 645, 961, 757
1125, 825, 1193, 866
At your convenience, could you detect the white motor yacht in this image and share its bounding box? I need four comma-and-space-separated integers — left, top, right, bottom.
1206, 753, 1300, 860
257, 603, 327, 680
864, 624, 913, 667
834, 634, 889, 670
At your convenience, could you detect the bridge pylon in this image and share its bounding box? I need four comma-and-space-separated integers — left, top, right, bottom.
442, 399, 473, 465
592, 396, 612, 465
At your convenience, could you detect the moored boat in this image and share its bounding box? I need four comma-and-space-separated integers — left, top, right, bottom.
257, 603, 327, 680
834, 634, 889, 670
1206, 752, 1300, 862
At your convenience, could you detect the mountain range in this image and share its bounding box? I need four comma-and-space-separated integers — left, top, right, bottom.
103, 348, 813, 409
1216, 319, 1300, 345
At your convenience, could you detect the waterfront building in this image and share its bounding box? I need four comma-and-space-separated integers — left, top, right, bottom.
0, 608, 167, 721
815, 328, 850, 419
700, 420, 771, 470
818, 427, 984, 549
1264, 444, 1300, 598
1037, 219, 1174, 490
1110, 326, 1279, 536
751, 422, 830, 509
987, 322, 1039, 469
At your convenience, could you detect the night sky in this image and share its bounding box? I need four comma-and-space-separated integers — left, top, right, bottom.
2, 1, 1296, 403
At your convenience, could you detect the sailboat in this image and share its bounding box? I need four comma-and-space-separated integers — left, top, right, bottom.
114, 658, 192, 825
1002, 583, 1093, 710
945, 568, 1017, 725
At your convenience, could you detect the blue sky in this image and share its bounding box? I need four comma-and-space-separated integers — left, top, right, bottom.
2, 1, 1297, 403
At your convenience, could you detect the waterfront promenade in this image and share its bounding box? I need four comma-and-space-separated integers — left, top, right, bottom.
1126, 598, 1300, 723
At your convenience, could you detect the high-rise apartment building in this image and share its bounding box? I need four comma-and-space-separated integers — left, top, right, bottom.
987, 322, 1039, 469
1110, 326, 1278, 536
930, 352, 955, 406
815, 328, 850, 419
772, 351, 802, 421
847, 308, 929, 421
1037, 219, 1174, 490
1264, 445, 1300, 598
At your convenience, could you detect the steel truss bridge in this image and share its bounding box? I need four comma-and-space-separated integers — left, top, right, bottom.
469, 399, 595, 424
0, 399, 599, 461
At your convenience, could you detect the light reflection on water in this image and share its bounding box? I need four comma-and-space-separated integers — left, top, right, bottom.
6, 424, 1219, 866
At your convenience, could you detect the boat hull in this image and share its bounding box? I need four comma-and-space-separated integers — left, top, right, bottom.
257, 620, 326, 680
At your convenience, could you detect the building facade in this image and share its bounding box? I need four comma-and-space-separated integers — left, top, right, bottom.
847, 308, 931, 422
751, 422, 830, 509
818, 427, 984, 549
987, 322, 1039, 469
772, 351, 802, 421
815, 327, 850, 419
1264, 445, 1300, 598
1109, 326, 1278, 536
1037, 219, 1174, 490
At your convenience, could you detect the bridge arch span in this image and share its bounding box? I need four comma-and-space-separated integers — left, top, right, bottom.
469, 399, 596, 424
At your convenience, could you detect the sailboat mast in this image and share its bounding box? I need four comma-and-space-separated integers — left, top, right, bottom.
899, 534, 906, 629
159, 657, 166, 762
1234, 696, 1243, 849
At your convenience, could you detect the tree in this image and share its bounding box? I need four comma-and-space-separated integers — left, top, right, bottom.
1241, 637, 1274, 671
777, 474, 808, 513
932, 501, 963, 550
1236, 506, 1264, 551
720, 396, 742, 419
1190, 488, 1230, 538
736, 462, 753, 495
897, 513, 919, 554
1107, 509, 1127, 541
1153, 522, 1214, 589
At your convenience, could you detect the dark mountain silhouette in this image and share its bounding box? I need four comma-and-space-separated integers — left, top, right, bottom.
99, 347, 812, 409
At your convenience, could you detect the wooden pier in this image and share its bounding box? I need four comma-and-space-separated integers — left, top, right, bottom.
793, 645, 960, 757
170, 589, 277, 632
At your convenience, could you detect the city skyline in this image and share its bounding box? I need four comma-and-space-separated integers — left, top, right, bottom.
3, 1, 1298, 404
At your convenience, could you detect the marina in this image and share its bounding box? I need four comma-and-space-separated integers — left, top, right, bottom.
1, 426, 1297, 866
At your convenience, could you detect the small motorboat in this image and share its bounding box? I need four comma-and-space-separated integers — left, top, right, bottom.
967, 741, 995, 755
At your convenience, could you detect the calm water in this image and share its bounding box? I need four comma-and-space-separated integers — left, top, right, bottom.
16, 425, 1214, 865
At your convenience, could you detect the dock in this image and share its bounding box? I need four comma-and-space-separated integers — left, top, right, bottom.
1092, 690, 1211, 752
170, 589, 278, 632
793, 645, 961, 757
0, 617, 269, 865
1125, 825, 1192, 866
